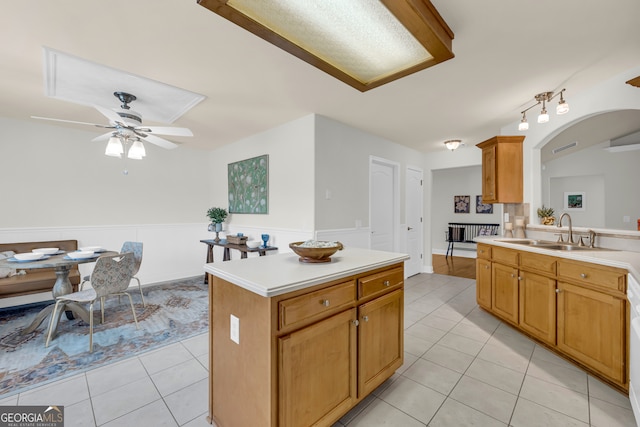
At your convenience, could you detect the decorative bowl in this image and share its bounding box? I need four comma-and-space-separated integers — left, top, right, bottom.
246, 241, 260, 249
289, 241, 344, 263
67, 251, 95, 260
32, 247, 59, 255
15, 252, 46, 261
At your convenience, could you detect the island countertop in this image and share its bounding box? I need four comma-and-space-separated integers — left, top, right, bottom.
203, 247, 409, 297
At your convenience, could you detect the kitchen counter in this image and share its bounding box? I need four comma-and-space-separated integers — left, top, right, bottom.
203, 247, 409, 297
476, 236, 640, 282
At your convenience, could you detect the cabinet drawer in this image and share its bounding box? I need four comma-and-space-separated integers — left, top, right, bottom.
477, 244, 491, 260
492, 246, 518, 266
279, 280, 356, 330
557, 260, 626, 293
520, 252, 556, 275
358, 267, 403, 299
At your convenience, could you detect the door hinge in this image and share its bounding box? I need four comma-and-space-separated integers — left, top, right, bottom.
420, 253, 423, 259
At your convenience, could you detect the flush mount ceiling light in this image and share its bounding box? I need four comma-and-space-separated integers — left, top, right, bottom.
197, 0, 454, 92
444, 139, 462, 151
518, 89, 569, 131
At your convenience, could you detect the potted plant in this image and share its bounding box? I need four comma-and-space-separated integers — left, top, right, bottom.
207, 207, 228, 232
537, 205, 555, 225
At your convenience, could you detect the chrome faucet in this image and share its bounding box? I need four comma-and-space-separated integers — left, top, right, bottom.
557, 213, 574, 244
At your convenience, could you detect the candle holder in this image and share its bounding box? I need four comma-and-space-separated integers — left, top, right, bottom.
504, 223, 513, 238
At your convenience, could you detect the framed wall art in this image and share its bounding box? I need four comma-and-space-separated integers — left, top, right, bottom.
564, 191, 585, 211
476, 195, 493, 214
228, 154, 269, 214
454, 195, 470, 213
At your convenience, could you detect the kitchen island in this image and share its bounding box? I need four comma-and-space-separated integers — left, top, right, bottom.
204, 247, 409, 427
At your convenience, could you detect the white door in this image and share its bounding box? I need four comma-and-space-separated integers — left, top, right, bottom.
370, 159, 396, 252
405, 167, 423, 277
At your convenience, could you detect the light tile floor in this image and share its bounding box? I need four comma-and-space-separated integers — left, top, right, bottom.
1, 273, 637, 426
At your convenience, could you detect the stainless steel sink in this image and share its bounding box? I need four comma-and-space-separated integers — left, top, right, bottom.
496, 239, 616, 251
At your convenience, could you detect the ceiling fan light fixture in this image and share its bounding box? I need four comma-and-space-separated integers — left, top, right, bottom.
105, 136, 123, 157
128, 139, 146, 160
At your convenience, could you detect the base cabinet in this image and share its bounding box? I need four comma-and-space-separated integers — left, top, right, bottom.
519, 271, 556, 345
209, 263, 404, 427
476, 243, 628, 391
279, 309, 357, 427
557, 281, 626, 384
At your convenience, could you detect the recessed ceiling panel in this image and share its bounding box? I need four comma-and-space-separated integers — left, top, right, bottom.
43, 47, 206, 123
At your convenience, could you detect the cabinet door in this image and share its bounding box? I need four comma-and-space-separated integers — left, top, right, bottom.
358, 289, 403, 397
481, 145, 497, 203
279, 308, 357, 427
557, 282, 626, 384
492, 263, 519, 324
519, 271, 556, 345
476, 258, 492, 309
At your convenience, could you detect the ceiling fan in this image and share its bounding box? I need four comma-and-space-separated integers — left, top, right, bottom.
32, 91, 193, 150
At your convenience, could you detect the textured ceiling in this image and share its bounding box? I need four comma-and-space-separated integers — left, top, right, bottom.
2, 0, 640, 152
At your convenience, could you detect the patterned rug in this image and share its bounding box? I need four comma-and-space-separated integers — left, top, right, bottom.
0, 277, 208, 397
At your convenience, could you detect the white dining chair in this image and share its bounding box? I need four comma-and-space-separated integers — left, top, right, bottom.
46, 252, 139, 352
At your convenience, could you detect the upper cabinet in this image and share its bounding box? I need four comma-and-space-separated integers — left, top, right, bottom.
476, 136, 525, 203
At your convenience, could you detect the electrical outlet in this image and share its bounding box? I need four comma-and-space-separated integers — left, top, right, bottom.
504, 213, 510, 222
230, 314, 239, 344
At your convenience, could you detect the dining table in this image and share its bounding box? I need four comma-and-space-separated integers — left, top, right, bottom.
0, 249, 117, 335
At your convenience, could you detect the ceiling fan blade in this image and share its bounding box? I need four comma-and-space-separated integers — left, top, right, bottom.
94, 105, 126, 125
135, 126, 193, 137
139, 133, 179, 150
31, 116, 111, 128
92, 132, 114, 142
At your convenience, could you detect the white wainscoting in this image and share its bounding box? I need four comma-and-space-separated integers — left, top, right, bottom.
315, 227, 371, 249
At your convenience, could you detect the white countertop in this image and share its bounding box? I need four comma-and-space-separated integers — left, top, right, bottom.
476, 237, 640, 282
203, 247, 410, 297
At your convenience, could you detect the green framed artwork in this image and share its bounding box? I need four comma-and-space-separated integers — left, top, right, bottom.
228, 154, 269, 214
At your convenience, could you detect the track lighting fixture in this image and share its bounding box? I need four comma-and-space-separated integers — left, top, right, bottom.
518, 89, 569, 131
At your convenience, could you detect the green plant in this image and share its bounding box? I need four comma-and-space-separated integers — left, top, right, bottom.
207, 207, 228, 223
537, 205, 555, 218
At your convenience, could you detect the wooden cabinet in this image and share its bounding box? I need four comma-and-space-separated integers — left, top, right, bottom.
209, 262, 404, 427
476, 258, 492, 309
358, 289, 403, 397
476, 135, 524, 203
476, 244, 628, 392
279, 309, 357, 427
519, 270, 556, 345
557, 281, 626, 384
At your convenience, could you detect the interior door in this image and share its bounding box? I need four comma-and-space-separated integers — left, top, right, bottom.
370, 159, 396, 252
405, 167, 423, 276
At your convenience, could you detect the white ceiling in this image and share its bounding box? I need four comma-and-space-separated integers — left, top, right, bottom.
2, 0, 640, 152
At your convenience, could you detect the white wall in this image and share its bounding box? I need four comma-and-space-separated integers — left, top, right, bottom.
542, 142, 640, 230
0, 118, 210, 227
206, 114, 315, 248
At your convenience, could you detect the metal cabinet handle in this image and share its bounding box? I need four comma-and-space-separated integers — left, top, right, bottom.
320, 299, 330, 307
511, 274, 515, 278
383, 280, 390, 287
352, 319, 359, 326
555, 289, 561, 293
518, 276, 522, 281
485, 265, 490, 270
362, 315, 369, 322
580, 273, 587, 279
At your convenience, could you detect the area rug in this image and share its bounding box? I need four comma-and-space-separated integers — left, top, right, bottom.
0, 277, 208, 397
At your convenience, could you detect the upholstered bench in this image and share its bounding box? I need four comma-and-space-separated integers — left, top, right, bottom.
0, 240, 80, 299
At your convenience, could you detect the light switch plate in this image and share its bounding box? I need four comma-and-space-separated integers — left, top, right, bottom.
230, 314, 239, 344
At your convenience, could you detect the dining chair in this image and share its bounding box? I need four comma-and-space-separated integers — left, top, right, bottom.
45, 252, 139, 352
80, 241, 145, 306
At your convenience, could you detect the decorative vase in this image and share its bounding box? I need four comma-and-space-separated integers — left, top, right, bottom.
541, 216, 555, 225
215, 223, 223, 232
